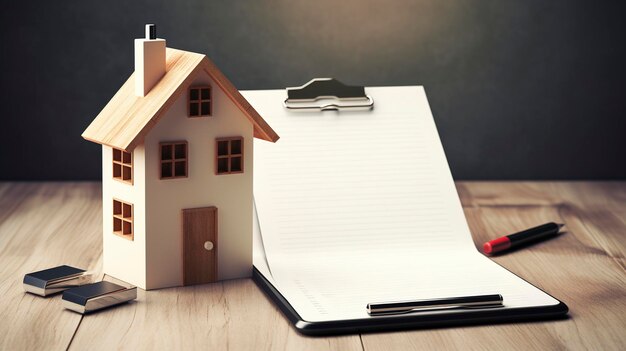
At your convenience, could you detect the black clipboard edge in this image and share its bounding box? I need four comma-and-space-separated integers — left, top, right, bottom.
252, 267, 568, 336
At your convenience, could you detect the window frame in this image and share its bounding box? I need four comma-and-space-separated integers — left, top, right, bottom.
113, 198, 133, 241
188, 86, 212, 117
112, 148, 133, 185
159, 141, 189, 179
215, 137, 244, 175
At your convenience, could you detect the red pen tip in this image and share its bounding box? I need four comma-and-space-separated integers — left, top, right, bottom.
483, 237, 511, 255
483, 242, 493, 254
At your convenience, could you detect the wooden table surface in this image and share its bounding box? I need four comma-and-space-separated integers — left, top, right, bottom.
1, 182, 625, 350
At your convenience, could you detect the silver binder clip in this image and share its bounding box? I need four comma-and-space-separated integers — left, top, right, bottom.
284, 78, 374, 111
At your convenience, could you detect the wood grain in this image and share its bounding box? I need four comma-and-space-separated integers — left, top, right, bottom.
69, 276, 362, 351
1, 182, 625, 350
0, 183, 103, 350
362, 184, 626, 351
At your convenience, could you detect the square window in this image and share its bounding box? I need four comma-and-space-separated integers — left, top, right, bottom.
216, 137, 244, 175
112, 199, 133, 240
160, 141, 188, 179
189, 86, 211, 117
112, 148, 132, 184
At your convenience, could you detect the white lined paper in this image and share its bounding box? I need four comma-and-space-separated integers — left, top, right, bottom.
244, 87, 559, 322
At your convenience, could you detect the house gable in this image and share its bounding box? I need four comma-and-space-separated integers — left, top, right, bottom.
82, 48, 278, 152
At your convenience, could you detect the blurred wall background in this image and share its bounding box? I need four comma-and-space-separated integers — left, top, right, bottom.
1, 0, 624, 180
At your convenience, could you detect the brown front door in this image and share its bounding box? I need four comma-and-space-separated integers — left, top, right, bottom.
182, 206, 217, 285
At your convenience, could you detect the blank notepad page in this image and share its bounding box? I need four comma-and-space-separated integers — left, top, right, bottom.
243, 87, 559, 322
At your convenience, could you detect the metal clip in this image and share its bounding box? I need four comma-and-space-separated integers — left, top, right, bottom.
284, 78, 374, 111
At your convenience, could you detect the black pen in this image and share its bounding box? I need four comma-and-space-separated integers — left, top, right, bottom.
483, 222, 564, 255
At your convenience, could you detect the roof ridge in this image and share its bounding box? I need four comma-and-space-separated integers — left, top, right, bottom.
82, 48, 278, 151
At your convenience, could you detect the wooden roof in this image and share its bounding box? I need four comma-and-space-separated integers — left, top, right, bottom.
82, 48, 279, 151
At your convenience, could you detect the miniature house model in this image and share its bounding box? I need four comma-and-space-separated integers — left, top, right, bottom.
82, 25, 279, 290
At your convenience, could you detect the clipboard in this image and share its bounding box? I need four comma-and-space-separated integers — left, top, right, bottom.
252, 269, 567, 336
242, 79, 568, 336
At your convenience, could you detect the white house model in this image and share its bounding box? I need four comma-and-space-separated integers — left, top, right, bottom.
82, 25, 279, 290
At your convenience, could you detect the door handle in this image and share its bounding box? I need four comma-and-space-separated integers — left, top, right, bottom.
204, 241, 214, 251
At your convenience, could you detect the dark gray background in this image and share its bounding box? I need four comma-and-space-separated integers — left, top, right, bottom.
1, 1, 624, 180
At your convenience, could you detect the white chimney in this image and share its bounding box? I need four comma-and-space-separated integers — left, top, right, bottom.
134, 24, 166, 97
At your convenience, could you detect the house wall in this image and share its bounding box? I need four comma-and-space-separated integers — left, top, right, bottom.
143, 70, 254, 289
102, 144, 147, 289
